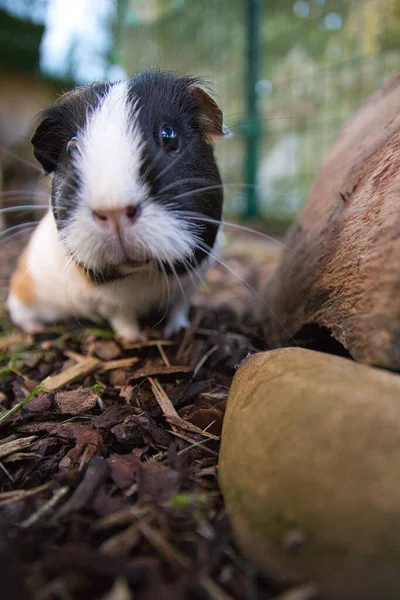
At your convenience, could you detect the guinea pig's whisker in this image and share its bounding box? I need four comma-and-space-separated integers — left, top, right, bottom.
169, 258, 190, 310
64, 263, 86, 330
0, 145, 43, 173
1, 131, 30, 141
63, 253, 75, 276
191, 258, 210, 290
159, 180, 260, 198
0, 190, 48, 199
170, 184, 241, 204
142, 147, 165, 181
225, 115, 303, 131
185, 254, 211, 296
160, 261, 172, 309
153, 257, 177, 329
57, 237, 78, 275
0, 221, 39, 243
157, 177, 213, 197
179, 257, 199, 291
153, 259, 172, 329
178, 213, 289, 250
153, 138, 196, 183
195, 239, 298, 347
0, 205, 48, 215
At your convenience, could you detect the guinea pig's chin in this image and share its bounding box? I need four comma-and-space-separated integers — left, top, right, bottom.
61, 205, 199, 273
60, 224, 147, 271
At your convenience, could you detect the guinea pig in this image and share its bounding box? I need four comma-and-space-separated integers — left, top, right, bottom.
7, 71, 229, 341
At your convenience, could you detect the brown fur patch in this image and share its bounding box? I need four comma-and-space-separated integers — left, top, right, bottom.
189, 84, 225, 143
10, 252, 36, 306
74, 263, 96, 287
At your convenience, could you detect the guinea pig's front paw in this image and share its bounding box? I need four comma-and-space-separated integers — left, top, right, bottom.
7, 293, 47, 335
109, 315, 146, 343
163, 308, 190, 339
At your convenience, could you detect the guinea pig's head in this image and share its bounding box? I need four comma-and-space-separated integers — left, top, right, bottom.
31, 71, 229, 281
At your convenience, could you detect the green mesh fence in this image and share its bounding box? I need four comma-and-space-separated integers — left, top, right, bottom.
116, 0, 400, 221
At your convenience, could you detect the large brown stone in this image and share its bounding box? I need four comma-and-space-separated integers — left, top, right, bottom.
219, 348, 400, 599
260, 73, 400, 370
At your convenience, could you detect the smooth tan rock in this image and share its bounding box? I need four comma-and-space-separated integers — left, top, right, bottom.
219, 348, 400, 599
260, 73, 400, 370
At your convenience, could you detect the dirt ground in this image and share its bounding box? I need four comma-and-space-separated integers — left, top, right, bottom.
0, 228, 307, 600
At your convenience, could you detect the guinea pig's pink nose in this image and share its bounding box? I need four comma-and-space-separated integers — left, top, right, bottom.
92, 205, 140, 230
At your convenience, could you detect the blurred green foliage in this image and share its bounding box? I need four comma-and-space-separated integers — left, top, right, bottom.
0, 7, 44, 75
116, 0, 400, 219
0, 0, 75, 87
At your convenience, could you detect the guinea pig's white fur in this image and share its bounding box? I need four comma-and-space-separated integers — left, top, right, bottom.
7, 73, 225, 341
8, 209, 210, 340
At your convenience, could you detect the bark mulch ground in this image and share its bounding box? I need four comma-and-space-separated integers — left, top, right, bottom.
0, 231, 307, 600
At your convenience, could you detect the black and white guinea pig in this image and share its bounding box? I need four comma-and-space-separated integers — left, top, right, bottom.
7, 71, 229, 341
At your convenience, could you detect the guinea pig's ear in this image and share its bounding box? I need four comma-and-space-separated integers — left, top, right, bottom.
31, 108, 64, 174
190, 85, 232, 143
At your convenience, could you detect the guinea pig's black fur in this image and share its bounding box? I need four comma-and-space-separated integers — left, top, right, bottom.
31, 71, 226, 278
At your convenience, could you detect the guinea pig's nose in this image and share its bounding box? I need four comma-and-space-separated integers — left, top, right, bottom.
92, 205, 140, 230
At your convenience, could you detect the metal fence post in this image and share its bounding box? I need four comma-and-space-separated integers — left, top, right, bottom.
244, 0, 261, 219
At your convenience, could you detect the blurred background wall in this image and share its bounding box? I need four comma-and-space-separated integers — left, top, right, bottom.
0, 0, 399, 231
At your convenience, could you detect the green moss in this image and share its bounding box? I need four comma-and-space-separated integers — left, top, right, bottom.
78, 327, 116, 340
0, 364, 12, 379
0, 316, 14, 336
92, 383, 104, 398
171, 493, 208, 512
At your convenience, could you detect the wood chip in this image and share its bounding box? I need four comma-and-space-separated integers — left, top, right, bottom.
93, 506, 150, 531
54, 457, 109, 520
166, 415, 219, 440
120, 339, 174, 350
63, 349, 88, 362
101, 357, 140, 372
169, 430, 218, 457
100, 522, 141, 556
130, 364, 192, 380
0, 435, 37, 459
198, 575, 235, 600
138, 521, 191, 570
44, 356, 101, 392
0, 460, 13, 482
20, 486, 70, 528
0, 483, 49, 505
111, 414, 171, 448
149, 377, 219, 443
4, 452, 43, 462
193, 344, 219, 378
149, 377, 179, 420
0, 333, 32, 350
23, 394, 52, 414
157, 343, 171, 367
54, 388, 98, 415
108, 369, 130, 386
53, 423, 103, 468
176, 310, 204, 362
107, 453, 141, 489
92, 405, 133, 430
93, 340, 121, 361
138, 461, 180, 502
99, 577, 133, 600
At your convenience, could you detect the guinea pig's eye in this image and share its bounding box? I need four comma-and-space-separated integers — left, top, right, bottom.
160, 125, 180, 153
66, 137, 78, 158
